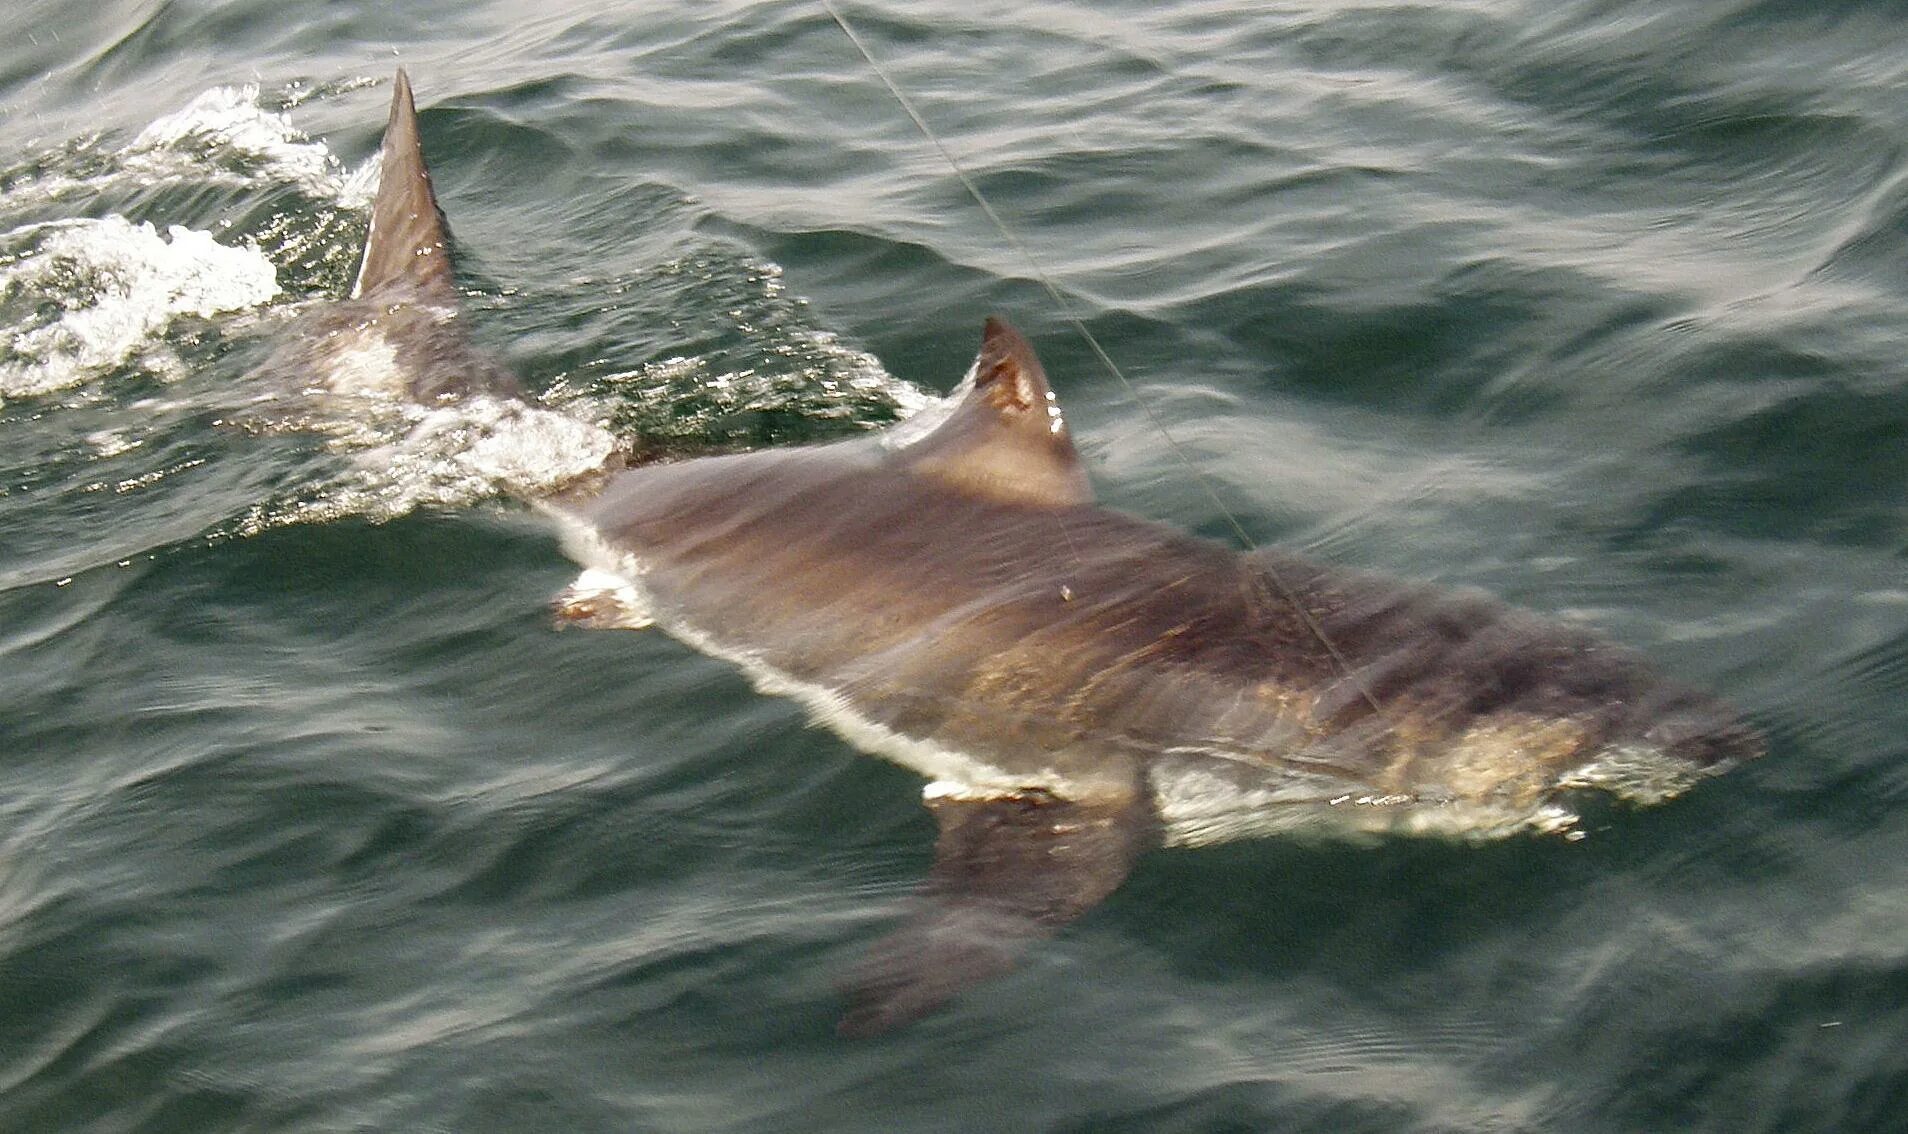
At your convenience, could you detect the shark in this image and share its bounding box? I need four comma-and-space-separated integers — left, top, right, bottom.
318, 70, 1763, 1035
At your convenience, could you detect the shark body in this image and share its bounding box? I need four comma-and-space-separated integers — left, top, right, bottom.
328, 71, 1763, 1034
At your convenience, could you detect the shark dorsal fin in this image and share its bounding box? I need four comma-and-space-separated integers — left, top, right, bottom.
896, 317, 1092, 507
352, 69, 456, 301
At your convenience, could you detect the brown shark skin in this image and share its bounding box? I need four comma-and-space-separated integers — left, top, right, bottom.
354, 69, 457, 305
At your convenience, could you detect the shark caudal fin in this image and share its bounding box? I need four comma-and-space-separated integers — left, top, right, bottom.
894, 318, 1094, 508
352, 69, 457, 301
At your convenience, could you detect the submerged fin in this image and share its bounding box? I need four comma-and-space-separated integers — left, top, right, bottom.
353, 69, 456, 301
838, 786, 1151, 1036
896, 318, 1093, 508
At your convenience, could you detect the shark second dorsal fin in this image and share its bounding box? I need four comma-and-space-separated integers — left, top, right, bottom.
896, 318, 1093, 508
352, 69, 456, 301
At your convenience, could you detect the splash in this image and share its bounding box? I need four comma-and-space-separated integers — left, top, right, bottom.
3, 83, 376, 209
0, 81, 395, 402
0, 216, 279, 401
2, 79, 933, 541
126, 83, 374, 204
229, 394, 620, 535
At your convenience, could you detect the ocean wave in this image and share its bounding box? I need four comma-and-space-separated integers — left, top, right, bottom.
1, 81, 377, 209
0, 216, 279, 402
0, 80, 395, 403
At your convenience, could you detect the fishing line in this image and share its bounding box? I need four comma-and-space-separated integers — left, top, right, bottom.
819, 0, 1386, 720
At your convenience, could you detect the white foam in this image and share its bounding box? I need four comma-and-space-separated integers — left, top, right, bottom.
449, 398, 619, 493
554, 567, 654, 630
232, 394, 619, 533
3, 82, 379, 214
127, 84, 371, 203
0, 216, 279, 401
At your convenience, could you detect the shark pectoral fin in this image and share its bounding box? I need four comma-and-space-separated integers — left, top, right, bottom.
838, 786, 1152, 1037
353, 69, 457, 302
893, 318, 1094, 508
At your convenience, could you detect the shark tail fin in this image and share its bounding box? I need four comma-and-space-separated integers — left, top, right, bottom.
352, 68, 457, 301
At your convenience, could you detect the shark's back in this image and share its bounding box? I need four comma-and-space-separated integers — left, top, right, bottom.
552, 321, 1758, 845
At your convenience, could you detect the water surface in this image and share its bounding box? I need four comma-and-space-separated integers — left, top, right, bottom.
2, 2, 1905, 1131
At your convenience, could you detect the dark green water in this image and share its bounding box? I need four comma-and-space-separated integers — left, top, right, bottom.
3, 2, 1906, 1130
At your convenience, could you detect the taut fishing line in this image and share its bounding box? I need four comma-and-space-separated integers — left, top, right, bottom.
818, 0, 1385, 718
